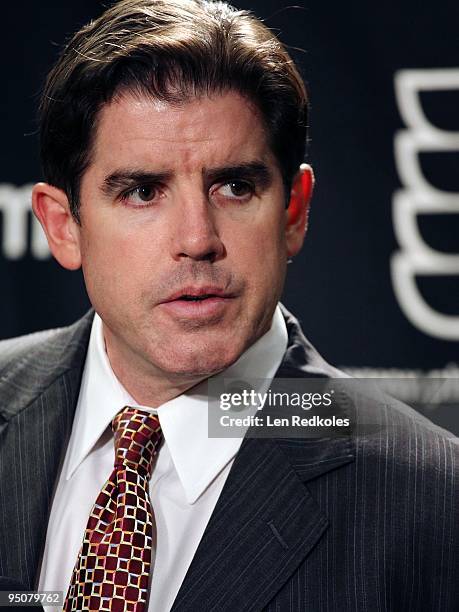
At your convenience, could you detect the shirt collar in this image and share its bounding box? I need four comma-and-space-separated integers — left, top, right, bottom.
66, 305, 288, 504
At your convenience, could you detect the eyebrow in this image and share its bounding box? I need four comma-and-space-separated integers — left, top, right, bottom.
101, 170, 172, 197
100, 161, 273, 197
204, 162, 273, 189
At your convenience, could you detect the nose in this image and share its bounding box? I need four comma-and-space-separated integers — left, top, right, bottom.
171, 195, 225, 263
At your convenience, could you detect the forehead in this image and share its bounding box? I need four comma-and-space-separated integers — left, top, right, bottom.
90, 90, 275, 174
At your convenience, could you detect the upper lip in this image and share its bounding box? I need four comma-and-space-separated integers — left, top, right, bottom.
162, 286, 234, 303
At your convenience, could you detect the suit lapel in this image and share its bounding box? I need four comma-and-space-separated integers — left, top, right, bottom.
0, 312, 93, 588
171, 438, 322, 611
172, 306, 355, 611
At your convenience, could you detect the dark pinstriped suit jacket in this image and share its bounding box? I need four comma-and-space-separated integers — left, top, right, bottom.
0, 307, 457, 611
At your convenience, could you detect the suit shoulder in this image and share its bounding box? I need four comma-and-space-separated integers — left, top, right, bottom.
354, 392, 458, 486
0, 311, 92, 372
358, 387, 457, 441
0, 312, 94, 419
0, 327, 66, 368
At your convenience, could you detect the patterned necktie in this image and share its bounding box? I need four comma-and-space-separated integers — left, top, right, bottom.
64, 407, 163, 612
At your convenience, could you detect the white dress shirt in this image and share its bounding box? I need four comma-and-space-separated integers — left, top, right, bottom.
38, 306, 287, 611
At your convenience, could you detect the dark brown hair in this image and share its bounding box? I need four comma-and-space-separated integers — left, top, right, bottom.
39, 0, 308, 221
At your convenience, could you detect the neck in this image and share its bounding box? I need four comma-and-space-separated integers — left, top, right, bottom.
103, 329, 219, 407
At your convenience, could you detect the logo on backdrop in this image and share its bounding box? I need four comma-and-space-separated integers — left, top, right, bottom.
392, 68, 459, 340
0, 183, 49, 260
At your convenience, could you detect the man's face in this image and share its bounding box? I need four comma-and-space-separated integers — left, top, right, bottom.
76, 90, 293, 385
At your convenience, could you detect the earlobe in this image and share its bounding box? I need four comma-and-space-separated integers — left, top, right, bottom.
285, 163, 314, 257
32, 182, 82, 270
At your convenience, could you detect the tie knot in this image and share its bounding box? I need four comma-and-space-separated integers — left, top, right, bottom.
112, 407, 162, 477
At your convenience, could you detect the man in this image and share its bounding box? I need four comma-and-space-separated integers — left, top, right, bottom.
0, 0, 457, 610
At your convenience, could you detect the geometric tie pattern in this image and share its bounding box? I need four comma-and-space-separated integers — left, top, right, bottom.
63, 407, 163, 612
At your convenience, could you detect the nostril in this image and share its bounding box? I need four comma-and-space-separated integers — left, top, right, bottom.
178, 250, 218, 262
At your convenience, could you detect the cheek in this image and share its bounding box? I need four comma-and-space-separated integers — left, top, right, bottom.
82, 213, 155, 266
79, 225, 146, 304
229, 216, 287, 285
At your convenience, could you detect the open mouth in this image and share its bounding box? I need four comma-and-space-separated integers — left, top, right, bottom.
160, 287, 234, 319
178, 294, 216, 301
160, 290, 232, 318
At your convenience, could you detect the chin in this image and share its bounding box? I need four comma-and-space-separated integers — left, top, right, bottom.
156, 340, 244, 379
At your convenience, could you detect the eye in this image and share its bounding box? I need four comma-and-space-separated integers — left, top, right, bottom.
212, 180, 254, 203
120, 184, 160, 207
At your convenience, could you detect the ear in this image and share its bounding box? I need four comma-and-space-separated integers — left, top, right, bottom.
285, 163, 314, 257
32, 182, 82, 270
